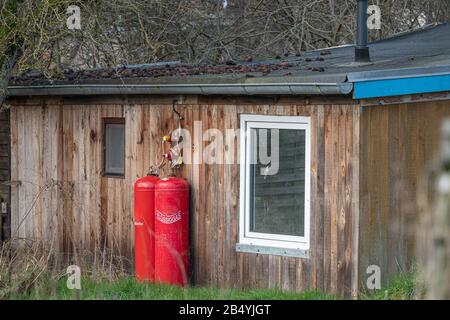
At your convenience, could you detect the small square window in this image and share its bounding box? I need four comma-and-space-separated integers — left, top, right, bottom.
103, 118, 125, 177
239, 115, 311, 252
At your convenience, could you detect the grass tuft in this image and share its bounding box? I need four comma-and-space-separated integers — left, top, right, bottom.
14, 276, 336, 300
362, 272, 418, 300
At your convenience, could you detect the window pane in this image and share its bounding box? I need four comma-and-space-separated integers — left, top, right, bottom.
105, 123, 125, 175
249, 128, 305, 237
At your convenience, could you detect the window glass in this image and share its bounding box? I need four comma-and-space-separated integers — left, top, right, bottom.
104, 120, 125, 176
249, 128, 306, 237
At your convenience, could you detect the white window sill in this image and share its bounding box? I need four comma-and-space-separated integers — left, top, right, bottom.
236, 243, 310, 259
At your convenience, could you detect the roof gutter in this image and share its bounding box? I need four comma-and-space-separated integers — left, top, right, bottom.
7, 82, 353, 97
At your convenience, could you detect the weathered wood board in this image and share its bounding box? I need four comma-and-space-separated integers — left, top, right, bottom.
358, 101, 450, 290
0, 109, 10, 240
8, 99, 360, 296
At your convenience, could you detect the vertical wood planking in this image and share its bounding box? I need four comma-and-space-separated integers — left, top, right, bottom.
358, 101, 450, 291
9, 99, 367, 296
10, 106, 19, 238
315, 104, 325, 292
351, 106, 361, 298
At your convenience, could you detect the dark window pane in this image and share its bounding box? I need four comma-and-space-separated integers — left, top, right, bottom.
105, 122, 125, 175
249, 128, 305, 237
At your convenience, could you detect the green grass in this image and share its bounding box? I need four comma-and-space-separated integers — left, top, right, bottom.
12, 276, 335, 300
8, 273, 418, 300
363, 272, 418, 300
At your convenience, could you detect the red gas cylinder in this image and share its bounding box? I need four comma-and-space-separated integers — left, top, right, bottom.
154, 177, 190, 286
134, 175, 159, 282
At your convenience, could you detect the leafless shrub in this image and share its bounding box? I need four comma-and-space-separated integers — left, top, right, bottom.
2, 1, 450, 74
0, 238, 132, 299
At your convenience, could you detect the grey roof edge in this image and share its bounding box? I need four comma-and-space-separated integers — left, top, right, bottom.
7, 82, 353, 97
9, 64, 450, 97
347, 65, 450, 82
368, 23, 441, 45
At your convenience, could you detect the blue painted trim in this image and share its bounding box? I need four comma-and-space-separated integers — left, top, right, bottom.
353, 73, 450, 99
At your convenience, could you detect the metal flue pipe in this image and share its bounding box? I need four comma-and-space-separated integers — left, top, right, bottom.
355, 0, 370, 62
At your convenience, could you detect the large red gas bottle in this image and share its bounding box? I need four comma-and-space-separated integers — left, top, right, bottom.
134, 175, 159, 281
154, 177, 190, 286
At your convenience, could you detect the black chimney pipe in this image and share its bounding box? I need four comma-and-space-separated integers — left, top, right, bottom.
355, 0, 370, 62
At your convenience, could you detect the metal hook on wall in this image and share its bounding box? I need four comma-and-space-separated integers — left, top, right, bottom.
172, 100, 184, 121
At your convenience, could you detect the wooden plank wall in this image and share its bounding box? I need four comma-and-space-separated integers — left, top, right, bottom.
9, 100, 360, 296
0, 109, 10, 240
359, 100, 450, 289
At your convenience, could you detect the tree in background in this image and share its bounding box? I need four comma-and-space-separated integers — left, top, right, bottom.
1, 0, 450, 105
0, 0, 85, 106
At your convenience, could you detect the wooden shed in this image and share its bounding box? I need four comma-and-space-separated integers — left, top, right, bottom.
3, 23, 450, 297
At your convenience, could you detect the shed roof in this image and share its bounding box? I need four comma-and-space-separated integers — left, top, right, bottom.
8, 22, 450, 98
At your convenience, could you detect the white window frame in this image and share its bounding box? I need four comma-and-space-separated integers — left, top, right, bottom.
239, 114, 311, 251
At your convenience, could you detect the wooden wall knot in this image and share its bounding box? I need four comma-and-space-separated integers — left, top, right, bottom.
90, 130, 97, 142
433, 236, 446, 248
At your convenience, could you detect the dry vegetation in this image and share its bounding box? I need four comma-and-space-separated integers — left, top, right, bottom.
2, 0, 450, 69
0, 238, 417, 300
0, 239, 131, 299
